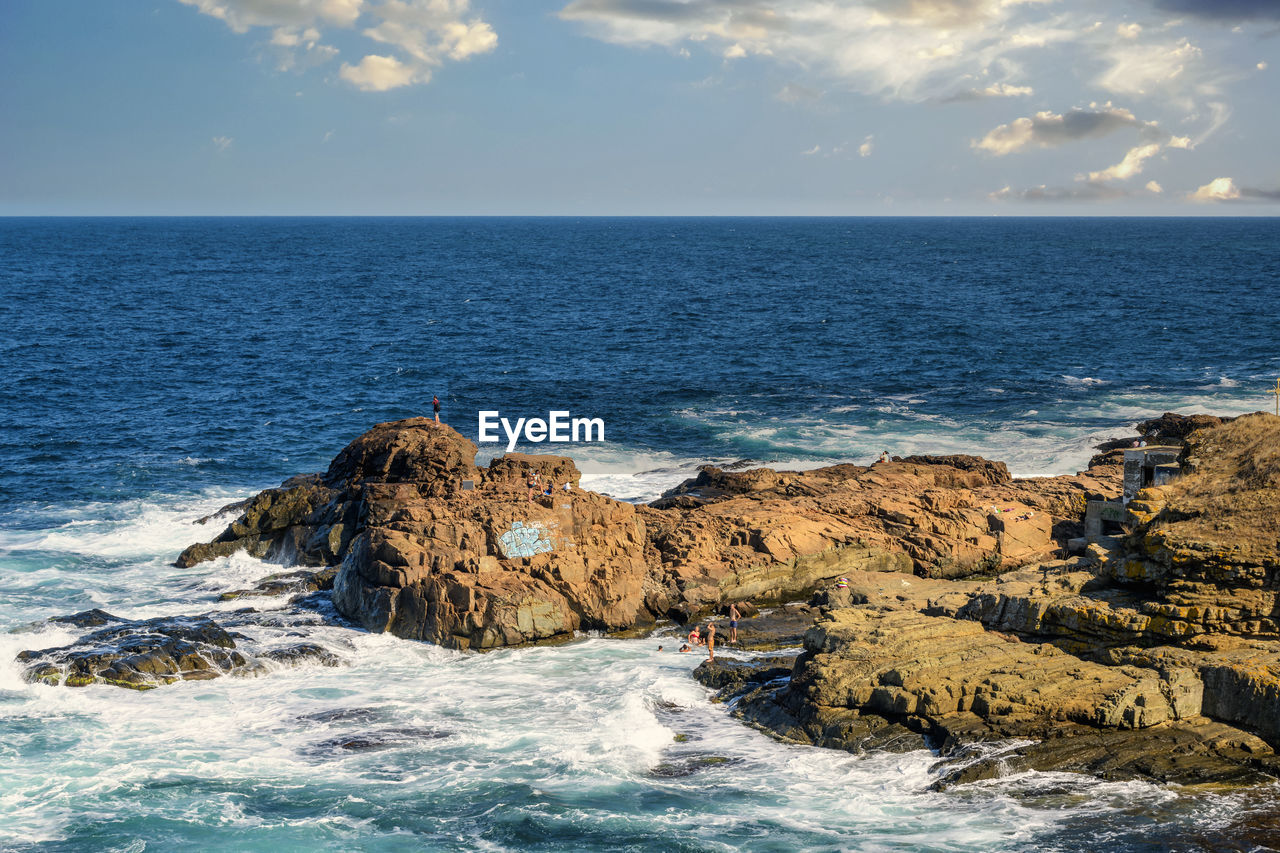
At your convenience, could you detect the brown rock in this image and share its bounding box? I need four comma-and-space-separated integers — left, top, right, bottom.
179, 417, 1122, 649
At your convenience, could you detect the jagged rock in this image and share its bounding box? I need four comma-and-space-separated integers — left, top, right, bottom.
179, 418, 1117, 650
218, 567, 338, 601
18, 613, 340, 690
1137, 412, 1235, 444
19, 616, 247, 689
692, 655, 795, 700
736, 604, 1277, 785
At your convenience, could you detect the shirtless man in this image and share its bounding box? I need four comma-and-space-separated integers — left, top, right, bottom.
728, 602, 741, 644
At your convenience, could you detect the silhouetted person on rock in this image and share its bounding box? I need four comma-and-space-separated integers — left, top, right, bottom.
432, 395, 441, 423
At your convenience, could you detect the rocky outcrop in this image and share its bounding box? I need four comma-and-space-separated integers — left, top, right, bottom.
18, 608, 339, 690
176, 475, 353, 569
724, 414, 1280, 786
1089, 411, 1236, 467
177, 418, 1118, 650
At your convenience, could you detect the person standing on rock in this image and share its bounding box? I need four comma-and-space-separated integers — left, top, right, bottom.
432, 395, 441, 423
705, 623, 716, 662
728, 603, 741, 644
527, 470, 540, 504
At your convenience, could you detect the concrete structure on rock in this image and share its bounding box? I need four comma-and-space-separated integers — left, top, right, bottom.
1122, 446, 1182, 501
1080, 445, 1183, 547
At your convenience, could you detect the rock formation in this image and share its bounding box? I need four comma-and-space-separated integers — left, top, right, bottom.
19, 606, 339, 690
715, 413, 1280, 786
175, 418, 1115, 650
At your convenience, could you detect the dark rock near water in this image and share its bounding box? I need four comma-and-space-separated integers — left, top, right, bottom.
692, 655, 795, 700
218, 567, 338, 601
307, 726, 451, 755
649, 754, 742, 778
1137, 411, 1235, 444
19, 612, 341, 690
48, 608, 126, 629
259, 643, 341, 667
297, 707, 381, 726
19, 615, 246, 689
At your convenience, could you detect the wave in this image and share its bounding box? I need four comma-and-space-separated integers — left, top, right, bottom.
1061, 376, 1108, 387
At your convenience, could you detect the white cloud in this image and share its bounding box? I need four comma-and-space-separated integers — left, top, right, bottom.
177, 0, 496, 90
1185, 178, 1280, 202
1116, 22, 1142, 39
1190, 176, 1240, 201
271, 27, 300, 46
801, 144, 821, 156
363, 1, 497, 65
1146, 180, 1163, 192
558, 0, 1081, 103
340, 53, 421, 90
269, 24, 339, 69
1084, 142, 1161, 182
1096, 37, 1201, 96
212, 135, 234, 151
178, 0, 363, 33
973, 105, 1158, 156
1259, 61, 1269, 71
858, 135, 874, 157
940, 80, 1034, 102
980, 82, 1034, 97
989, 182, 1129, 201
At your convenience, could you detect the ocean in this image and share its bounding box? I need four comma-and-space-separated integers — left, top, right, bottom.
1, 217, 1278, 850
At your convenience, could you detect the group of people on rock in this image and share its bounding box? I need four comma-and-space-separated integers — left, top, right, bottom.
526, 470, 571, 503
659, 602, 746, 663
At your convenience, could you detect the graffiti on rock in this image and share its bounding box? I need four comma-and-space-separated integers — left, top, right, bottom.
497, 520, 561, 559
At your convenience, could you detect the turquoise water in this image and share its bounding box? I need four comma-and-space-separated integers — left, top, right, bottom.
2, 217, 1279, 849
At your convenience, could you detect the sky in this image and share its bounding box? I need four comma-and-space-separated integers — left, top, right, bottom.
2, 0, 1278, 215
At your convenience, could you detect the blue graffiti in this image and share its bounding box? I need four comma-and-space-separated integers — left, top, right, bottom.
497, 520, 558, 559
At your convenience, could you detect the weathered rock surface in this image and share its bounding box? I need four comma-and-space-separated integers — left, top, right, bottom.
726, 414, 1280, 786
18, 609, 339, 690
178, 418, 1117, 650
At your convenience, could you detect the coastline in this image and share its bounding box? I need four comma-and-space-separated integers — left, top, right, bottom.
14, 410, 1280, 798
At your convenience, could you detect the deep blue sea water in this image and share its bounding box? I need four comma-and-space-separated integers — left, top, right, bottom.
1, 217, 1279, 851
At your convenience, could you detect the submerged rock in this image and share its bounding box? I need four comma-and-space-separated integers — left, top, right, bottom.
18, 611, 340, 690
692, 655, 795, 700
19, 615, 246, 689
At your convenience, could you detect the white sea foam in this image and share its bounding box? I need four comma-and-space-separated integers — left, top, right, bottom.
0, 569, 1263, 849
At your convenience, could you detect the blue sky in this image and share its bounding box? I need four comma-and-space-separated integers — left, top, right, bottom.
2, 0, 1278, 214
